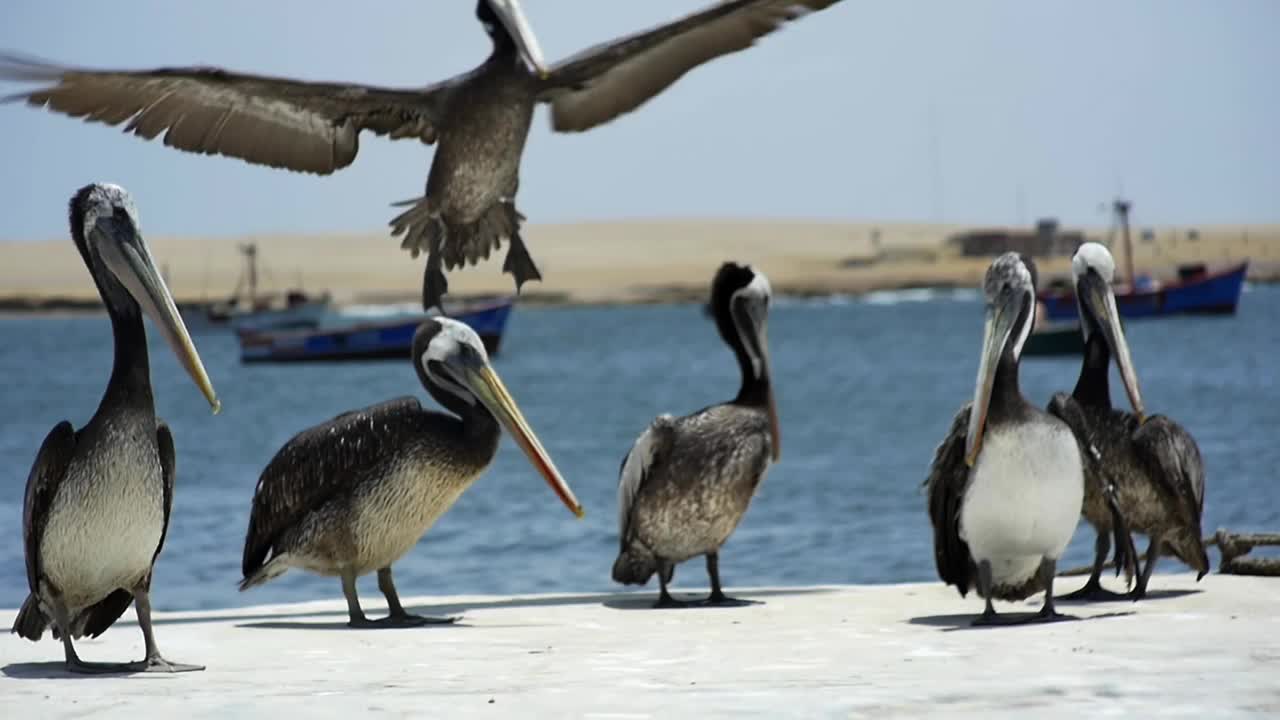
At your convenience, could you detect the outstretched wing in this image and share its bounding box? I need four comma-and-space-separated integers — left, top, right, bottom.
241, 397, 425, 577
540, 0, 842, 132
617, 414, 677, 550
0, 51, 446, 175
22, 421, 76, 594
924, 404, 973, 596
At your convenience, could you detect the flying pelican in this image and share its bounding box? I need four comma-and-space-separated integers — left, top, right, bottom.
12, 183, 220, 673
1050, 242, 1209, 601
0, 0, 843, 311
239, 317, 584, 627
925, 252, 1133, 626
612, 262, 780, 607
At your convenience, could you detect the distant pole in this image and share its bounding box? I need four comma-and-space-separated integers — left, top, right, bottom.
1114, 198, 1135, 286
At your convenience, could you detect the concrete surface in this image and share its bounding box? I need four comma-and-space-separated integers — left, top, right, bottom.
1, 573, 1277, 718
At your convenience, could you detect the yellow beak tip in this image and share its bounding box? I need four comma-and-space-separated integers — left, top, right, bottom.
574, 507, 586, 519
210, 398, 222, 415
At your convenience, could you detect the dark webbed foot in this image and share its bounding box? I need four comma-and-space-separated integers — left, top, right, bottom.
703, 591, 758, 607
134, 655, 205, 673
502, 233, 542, 292
1017, 607, 1077, 625
348, 613, 457, 629
1058, 580, 1133, 603
653, 594, 695, 609
971, 608, 1020, 627
66, 659, 144, 675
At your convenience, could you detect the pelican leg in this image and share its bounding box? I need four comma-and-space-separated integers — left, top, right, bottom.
970, 559, 1013, 627
653, 559, 690, 608
376, 567, 455, 626
1019, 558, 1075, 624
703, 552, 751, 606
49, 597, 131, 674
131, 587, 204, 672
1059, 531, 1129, 602
1132, 534, 1163, 601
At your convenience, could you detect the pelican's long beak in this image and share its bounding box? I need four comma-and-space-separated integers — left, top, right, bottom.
490, 0, 550, 78
758, 329, 781, 462
460, 358, 584, 518
94, 216, 220, 413
965, 292, 1022, 467
1079, 270, 1145, 422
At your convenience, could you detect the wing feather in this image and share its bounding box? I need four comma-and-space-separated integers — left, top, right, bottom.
617, 414, 676, 549
0, 51, 445, 175
924, 404, 973, 596
241, 397, 425, 577
22, 421, 76, 595
542, 0, 841, 133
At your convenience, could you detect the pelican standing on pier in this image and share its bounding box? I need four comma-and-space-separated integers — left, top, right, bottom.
12, 183, 221, 672
926, 253, 1126, 625
1050, 242, 1209, 601
239, 318, 583, 627
612, 262, 780, 607
0, 0, 844, 310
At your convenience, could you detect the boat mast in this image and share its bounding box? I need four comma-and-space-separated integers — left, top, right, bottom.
1113, 197, 1135, 287
239, 242, 259, 308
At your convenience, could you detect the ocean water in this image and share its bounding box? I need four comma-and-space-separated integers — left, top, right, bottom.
1, 285, 1276, 612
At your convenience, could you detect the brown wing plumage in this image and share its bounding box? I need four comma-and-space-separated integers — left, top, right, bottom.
241, 397, 425, 578
541, 0, 842, 133
1132, 415, 1206, 532
0, 51, 445, 175
924, 403, 973, 596
22, 421, 76, 595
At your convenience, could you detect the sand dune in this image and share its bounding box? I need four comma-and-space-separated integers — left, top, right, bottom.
1, 219, 1276, 307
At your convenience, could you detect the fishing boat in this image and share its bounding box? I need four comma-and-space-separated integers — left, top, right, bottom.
1038, 198, 1248, 322
183, 243, 331, 332
238, 297, 514, 364
1023, 322, 1085, 357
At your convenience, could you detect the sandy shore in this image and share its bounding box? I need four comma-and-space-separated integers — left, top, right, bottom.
1, 219, 1276, 308
1, 574, 1276, 717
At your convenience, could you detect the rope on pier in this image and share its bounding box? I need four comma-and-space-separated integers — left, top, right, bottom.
1060, 529, 1280, 578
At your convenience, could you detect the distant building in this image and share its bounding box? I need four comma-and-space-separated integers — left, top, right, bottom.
947, 218, 1090, 258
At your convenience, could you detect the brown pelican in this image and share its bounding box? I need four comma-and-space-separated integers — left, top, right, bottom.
1050, 242, 1209, 601
925, 253, 1134, 626
240, 317, 583, 627
11, 183, 220, 673
612, 262, 780, 608
0, 0, 843, 311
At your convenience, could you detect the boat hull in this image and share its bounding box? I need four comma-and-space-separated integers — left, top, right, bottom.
1039, 262, 1248, 322
238, 299, 513, 364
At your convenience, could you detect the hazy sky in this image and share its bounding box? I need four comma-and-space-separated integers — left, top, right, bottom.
0, 1, 1275, 241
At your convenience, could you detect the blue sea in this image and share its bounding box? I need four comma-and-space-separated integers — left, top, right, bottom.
1, 285, 1277, 612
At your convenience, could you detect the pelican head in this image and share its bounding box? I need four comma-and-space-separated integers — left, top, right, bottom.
413, 317, 583, 517
965, 252, 1037, 467
69, 183, 219, 413
1072, 242, 1145, 421
711, 262, 781, 462
477, 0, 549, 78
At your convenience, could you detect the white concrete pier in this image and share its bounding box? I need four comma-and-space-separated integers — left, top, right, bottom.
2, 573, 1276, 718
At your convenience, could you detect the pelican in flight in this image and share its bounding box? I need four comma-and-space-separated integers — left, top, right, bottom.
239, 318, 583, 627
0, 0, 843, 310
612, 262, 780, 607
1050, 242, 1209, 601
925, 252, 1134, 626
12, 183, 220, 672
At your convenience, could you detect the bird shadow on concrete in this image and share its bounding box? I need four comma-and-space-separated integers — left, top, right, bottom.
1052, 587, 1204, 606
2, 661, 143, 680
907, 610, 1137, 631
99, 588, 835, 631
238, 615, 466, 631
602, 587, 837, 611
